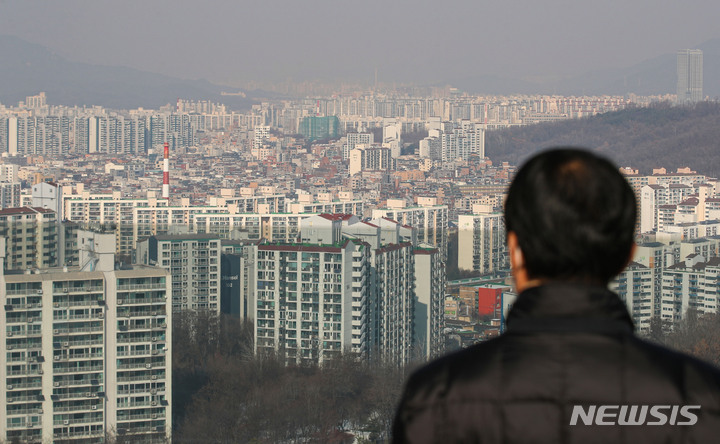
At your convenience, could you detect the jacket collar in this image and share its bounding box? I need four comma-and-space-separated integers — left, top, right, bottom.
505, 281, 635, 334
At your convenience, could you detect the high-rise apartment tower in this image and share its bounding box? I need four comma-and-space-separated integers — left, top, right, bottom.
677, 49, 703, 104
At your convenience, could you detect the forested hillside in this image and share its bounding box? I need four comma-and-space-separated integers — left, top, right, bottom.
486, 102, 720, 177
171, 312, 409, 443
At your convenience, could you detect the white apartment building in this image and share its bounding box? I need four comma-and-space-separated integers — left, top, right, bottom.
418, 132, 442, 160
342, 132, 373, 159
252, 125, 270, 148
0, 207, 58, 271
661, 256, 720, 322
0, 234, 172, 443
660, 220, 720, 242
348, 146, 395, 176
458, 206, 508, 274
372, 241, 416, 365
86, 115, 146, 155
676, 237, 720, 264
287, 192, 364, 216
634, 241, 680, 317
207, 187, 286, 214
639, 180, 716, 234
253, 238, 370, 365
63, 188, 287, 254
439, 120, 485, 162
190, 211, 309, 242
371, 197, 448, 260
2, 115, 71, 157
0, 164, 20, 183
252, 213, 442, 366
63, 189, 169, 255
0, 182, 21, 211
137, 234, 221, 314
413, 247, 446, 360
342, 216, 420, 365
31, 182, 63, 221
609, 262, 654, 332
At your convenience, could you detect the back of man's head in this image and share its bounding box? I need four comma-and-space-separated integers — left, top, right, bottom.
504, 148, 637, 284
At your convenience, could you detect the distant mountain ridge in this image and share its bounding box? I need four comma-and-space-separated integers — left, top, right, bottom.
3, 35, 720, 108
453, 39, 720, 98
0, 35, 260, 110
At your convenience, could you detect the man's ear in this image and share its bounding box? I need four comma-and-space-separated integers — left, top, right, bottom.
623, 242, 637, 270
507, 231, 524, 270
508, 231, 537, 293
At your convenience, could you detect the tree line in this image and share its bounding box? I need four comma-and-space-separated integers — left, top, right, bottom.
486, 101, 720, 177
172, 311, 411, 443
646, 309, 720, 367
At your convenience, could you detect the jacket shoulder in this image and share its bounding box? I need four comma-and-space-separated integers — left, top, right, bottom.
626, 336, 720, 398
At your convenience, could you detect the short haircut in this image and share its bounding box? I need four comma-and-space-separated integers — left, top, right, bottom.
504, 148, 637, 284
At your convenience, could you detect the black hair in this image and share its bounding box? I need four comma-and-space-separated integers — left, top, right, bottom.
504, 148, 637, 284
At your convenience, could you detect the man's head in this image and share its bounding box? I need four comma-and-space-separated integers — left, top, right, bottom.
504, 148, 637, 286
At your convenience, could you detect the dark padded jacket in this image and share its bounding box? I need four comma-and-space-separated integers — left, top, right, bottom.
393, 282, 720, 443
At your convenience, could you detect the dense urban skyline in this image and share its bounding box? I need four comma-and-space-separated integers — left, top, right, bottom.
2, 1, 720, 437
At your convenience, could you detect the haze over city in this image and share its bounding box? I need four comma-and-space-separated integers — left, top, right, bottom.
2, 0, 719, 87
4, 1, 720, 443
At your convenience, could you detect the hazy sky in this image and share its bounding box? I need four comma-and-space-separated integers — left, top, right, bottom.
2, 0, 719, 86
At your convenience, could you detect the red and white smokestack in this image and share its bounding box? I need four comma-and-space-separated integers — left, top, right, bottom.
162, 142, 170, 200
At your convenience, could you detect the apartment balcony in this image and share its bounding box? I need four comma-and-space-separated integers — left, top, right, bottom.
6, 394, 44, 404
118, 361, 165, 370
115, 424, 167, 435
6, 406, 44, 417
52, 409, 104, 424
117, 349, 165, 358
121, 400, 163, 409
54, 285, 104, 294
52, 324, 104, 335
117, 296, 167, 306
120, 322, 167, 332
52, 300, 103, 309
5, 340, 43, 351
117, 372, 166, 383
119, 386, 166, 396
53, 362, 104, 374
117, 283, 167, 291
53, 351, 103, 362
54, 339, 104, 350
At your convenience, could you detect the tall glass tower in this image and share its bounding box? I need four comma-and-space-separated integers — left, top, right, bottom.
677, 49, 703, 104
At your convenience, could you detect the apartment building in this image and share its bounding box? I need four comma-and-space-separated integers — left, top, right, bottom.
136, 234, 221, 314
0, 182, 21, 210
63, 189, 170, 255
207, 187, 286, 214
0, 207, 58, 271
372, 240, 416, 365
348, 146, 395, 176
458, 206, 508, 274
251, 213, 444, 365
253, 238, 370, 364
413, 247, 445, 360
220, 239, 259, 319
191, 211, 308, 242
371, 197, 448, 260
342, 215, 425, 364
286, 192, 364, 216
661, 256, 720, 322
609, 262, 654, 332
0, 233, 172, 443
